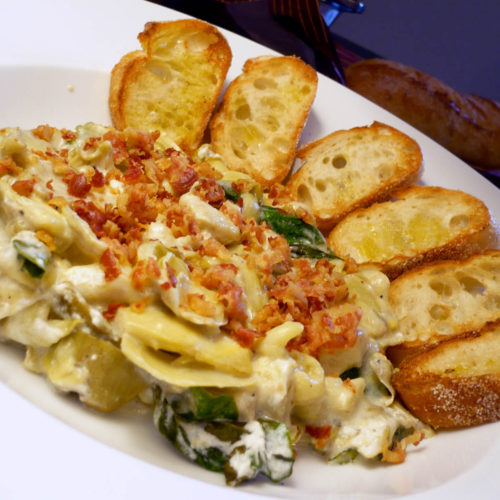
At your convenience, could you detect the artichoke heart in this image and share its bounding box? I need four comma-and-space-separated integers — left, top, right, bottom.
44, 330, 148, 412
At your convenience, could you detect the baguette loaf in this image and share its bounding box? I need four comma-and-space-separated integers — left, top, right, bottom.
209, 56, 317, 188
286, 122, 422, 232
392, 321, 500, 428
327, 185, 491, 279
386, 250, 500, 366
345, 58, 500, 170
109, 20, 232, 153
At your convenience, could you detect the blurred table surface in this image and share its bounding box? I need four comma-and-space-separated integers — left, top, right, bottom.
150, 0, 499, 187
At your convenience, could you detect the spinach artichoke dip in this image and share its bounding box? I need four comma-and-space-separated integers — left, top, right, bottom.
0, 123, 429, 486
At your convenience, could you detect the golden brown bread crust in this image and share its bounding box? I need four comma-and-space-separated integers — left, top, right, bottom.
327, 185, 491, 280
209, 55, 317, 188
386, 250, 500, 366
109, 20, 232, 153
392, 322, 500, 428
346, 59, 500, 170
109, 50, 146, 131
287, 122, 423, 232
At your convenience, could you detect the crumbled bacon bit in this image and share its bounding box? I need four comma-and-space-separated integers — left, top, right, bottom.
288, 307, 361, 357
131, 257, 161, 290
192, 178, 225, 208
251, 258, 359, 357
220, 201, 245, 229
61, 129, 77, 142
267, 183, 294, 205
200, 263, 238, 289
231, 328, 264, 348
83, 136, 100, 151
123, 157, 144, 184
91, 168, 105, 187
199, 264, 247, 323
100, 248, 121, 281
305, 425, 332, 450
165, 203, 199, 237
198, 237, 232, 259
102, 302, 125, 321
0, 158, 22, 177
192, 161, 223, 180
12, 178, 36, 197
35, 230, 56, 252
32, 124, 56, 142
186, 293, 217, 317
164, 150, 198, 195
64, 172, 91, 198
125, 129, 160, 157
305, 425, 332, 440
103, 130, 128, 165
73, 200, 107, 237
46, 179, 54, 191
124, 183, 161, 224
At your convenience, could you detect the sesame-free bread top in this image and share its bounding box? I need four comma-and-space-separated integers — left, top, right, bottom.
392, 321, 500, 428
387, 250, 500, 356
209, 55, 317, 188
109, 19, 232, 153
286, 122, 423, 232
327, 185, 491, 279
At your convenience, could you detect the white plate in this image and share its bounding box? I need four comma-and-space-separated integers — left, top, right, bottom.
1, 1, 499, 499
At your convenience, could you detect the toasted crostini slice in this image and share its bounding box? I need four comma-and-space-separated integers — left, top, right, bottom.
392, 321, 500, 428
327, 185, 491, 279
385, 250, 500, 365
209, 55, 317, 188
109, 19, 232, 153
287, 122, 422, 232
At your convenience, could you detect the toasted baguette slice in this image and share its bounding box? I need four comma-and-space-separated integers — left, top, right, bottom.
392, 321, 500, 428
209, 56, 317, 188
286, 122, 423, 231
327, 185, 491, 279
386, 250, 500, 365
345, 59, 500, 170
109, 20, 232, 153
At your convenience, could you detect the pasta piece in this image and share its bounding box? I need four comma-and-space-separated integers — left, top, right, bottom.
291, 351, 326, 406
256, 321, 303, 358
2, 300, 79, 347
0, 275, 38, 320
60, 263, 144, 304
121, 334, 254, 388
0, 181, 73, 252
61, 206, 107, 261
179, 193, 241, 245
115, 306, 252, 376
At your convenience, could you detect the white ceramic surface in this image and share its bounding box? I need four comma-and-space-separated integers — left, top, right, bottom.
0, 1, 499, 499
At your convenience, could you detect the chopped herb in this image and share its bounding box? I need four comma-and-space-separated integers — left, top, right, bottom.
391, 426, 415, 446
217, 180, 241, 202
173, 387, 238, 421
339, 366, 361, 381
260, 205, 340, 260
13, 239, 50, 278
154, 391, 294, 485
331, 448, 358, 464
